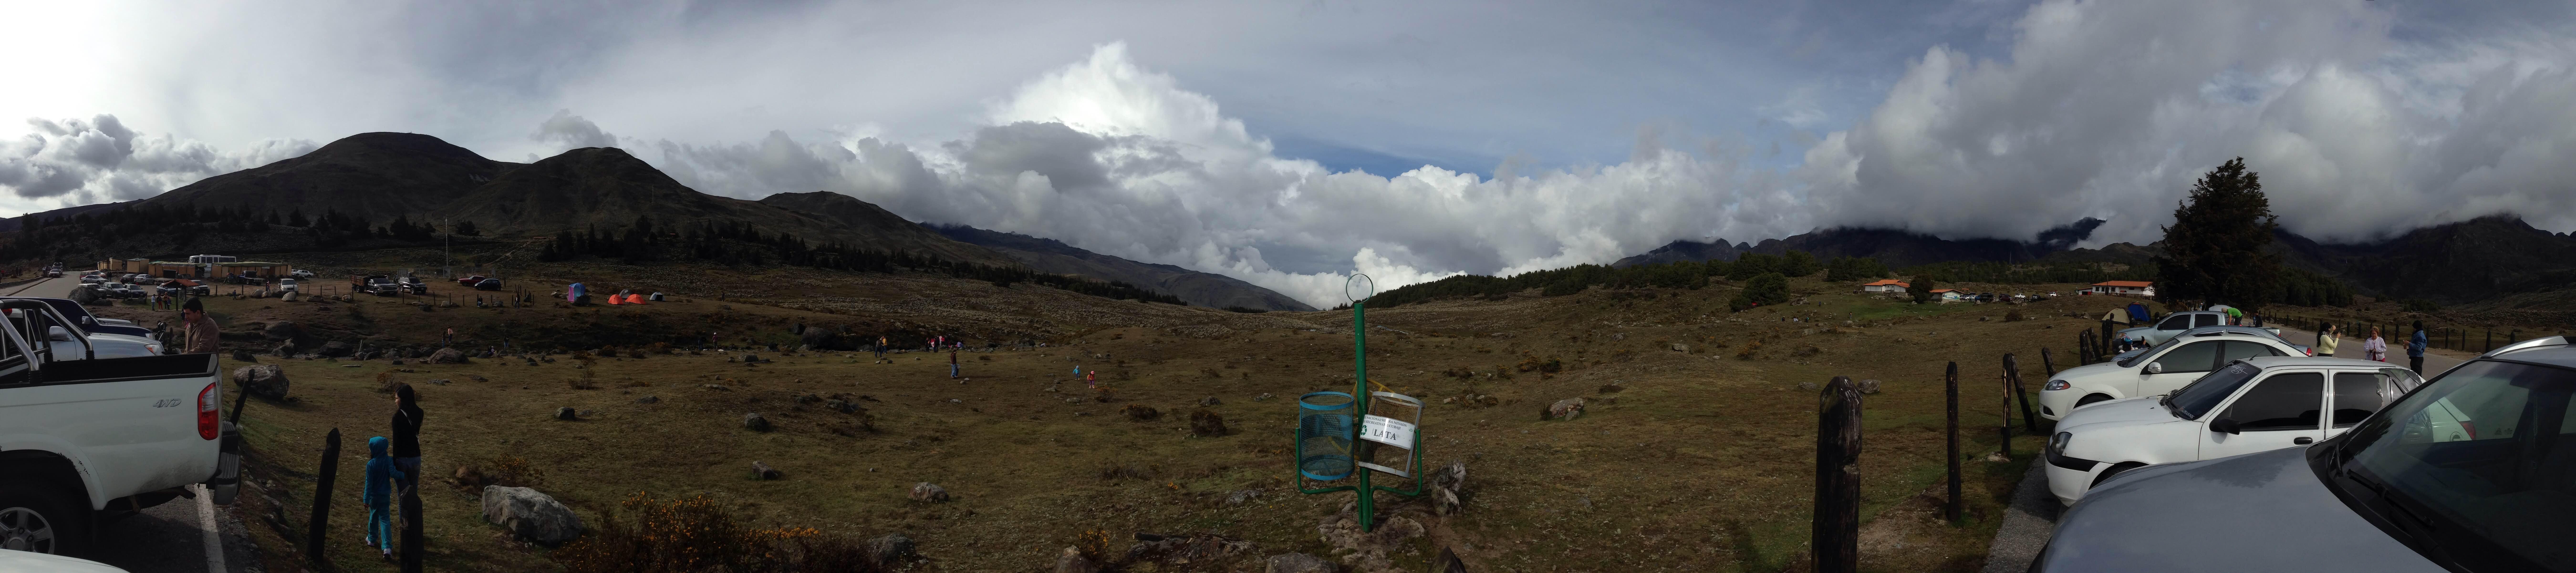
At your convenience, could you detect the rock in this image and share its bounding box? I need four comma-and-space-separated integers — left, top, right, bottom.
1610, 332, 1627, 341
865, 533, 918, 569
318, 341, 354, 357
429, 379, 450, 385
1123, 404, 1162, 421
1055, 547, 1101, 573
1986, 452, 2012, 463
1199, 395, 1222, 406
232, 365, 290, 399
1253, 393, 1274, 402
909, 482, 948, 503
262, 321, 300, 340
555, 407, 576, 421
793, 393, 821, 404
1545, 397, 1585, 421
428, 348, 467, 364
1857, 379, 1882, 395
480, 486, 584, 547
278, 291, 300, 302
751, 461, 780, 480
1596, 383, 1625, 394
1670, 343, 1689, 352
578, 409, 595, 417
1797, 381, 1820, 391
1430, 461, 1469, 515
742, 413, 772, 432
1189, 409, 1228, 436
636, 395, 659, 404
1065, 398, 1084, 404
1224, 489, 1263, 506
1266, 552, 1334, 573
741, 353, 761, 363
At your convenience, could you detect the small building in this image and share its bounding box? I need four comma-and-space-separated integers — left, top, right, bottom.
2087, 281, 2155, 297
215, 261, 291, 279
147, 261, 198, 278
119, 258, 150, 273
1930, 289, 1964, 302
187, 254, 239, 264
1859, 279, 1911, 293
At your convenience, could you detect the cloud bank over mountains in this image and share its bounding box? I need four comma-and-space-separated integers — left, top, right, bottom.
5, 0, 2575, 307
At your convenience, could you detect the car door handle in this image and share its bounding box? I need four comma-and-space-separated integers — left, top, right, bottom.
2294, 437, 2315, 445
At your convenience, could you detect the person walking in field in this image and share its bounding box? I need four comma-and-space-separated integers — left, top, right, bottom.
442, 327, 455, 348
361, 435, 405, 560
2363, 327, 2389, 362
949, 348, 960, 379
2315, 322, 2341, 357
390, 383, 424, 498
2408, 321, 2429, 374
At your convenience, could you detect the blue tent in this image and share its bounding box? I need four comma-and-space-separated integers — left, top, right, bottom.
567, 282, 586, 304
2126, 302, 2151, 323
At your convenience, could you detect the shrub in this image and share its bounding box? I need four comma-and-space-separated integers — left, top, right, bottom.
2400, 298, 2440, 313
552, 493, 886, 573
1729, 272, 1791, 312
1908, 275, 1938, 304
1122, 404, 1161, 421
2005, 309, 2027, 322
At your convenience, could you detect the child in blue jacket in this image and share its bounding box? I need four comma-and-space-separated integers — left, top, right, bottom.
363, 435, 405, 559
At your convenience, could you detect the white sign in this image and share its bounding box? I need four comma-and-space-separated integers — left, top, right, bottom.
1359, 414, 1415, 447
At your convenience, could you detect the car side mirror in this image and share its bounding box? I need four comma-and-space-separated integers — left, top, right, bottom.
2210, 418, 2242, 435
2146, 362, 2164, 374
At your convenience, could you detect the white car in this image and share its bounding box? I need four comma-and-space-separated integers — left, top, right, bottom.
2043, 356, 2422, 506
2038, 326, 2313, 421
277, 278, 299, 292
289, 269, 315, 279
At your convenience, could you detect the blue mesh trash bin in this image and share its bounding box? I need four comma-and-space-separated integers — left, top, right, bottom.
1297, 392, 1357, 481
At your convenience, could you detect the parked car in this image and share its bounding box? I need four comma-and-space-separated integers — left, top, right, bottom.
2039, 326, 2314, 421
288, 269, 315, 279
77, 275, 101, 285
2044, 356, 2421, 506
349, 274, 397, 297
473, 278, 502, 291
8, 297, 155, 338
398, 276, 430, 295
160, 279, 209, 296
0, 548, 127, 572
0, 300, 237, 558
456, 275, 488, 286
2035, 336, 2576, 573
277, 278, 299, 292
2115, 310, 2283, 347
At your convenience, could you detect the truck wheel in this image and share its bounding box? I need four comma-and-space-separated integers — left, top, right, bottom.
0, 478, 87, 555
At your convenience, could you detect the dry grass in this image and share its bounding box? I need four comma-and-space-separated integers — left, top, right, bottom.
213, 267, 2099, 572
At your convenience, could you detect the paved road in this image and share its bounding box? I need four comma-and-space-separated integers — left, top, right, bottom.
2271, 325, 2470, 378
6, 276, 258, 572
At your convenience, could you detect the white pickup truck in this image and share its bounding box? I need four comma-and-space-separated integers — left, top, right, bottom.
2113, 310, 2282, 348
0, 300, 238, 556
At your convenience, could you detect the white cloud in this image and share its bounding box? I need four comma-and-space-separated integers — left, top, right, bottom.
0, 115, 314, 213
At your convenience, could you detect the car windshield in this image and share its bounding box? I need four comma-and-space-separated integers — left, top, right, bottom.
2117, 337, 2182, 368
2336, 360, 2575, 571
2162, 360, 2260, 420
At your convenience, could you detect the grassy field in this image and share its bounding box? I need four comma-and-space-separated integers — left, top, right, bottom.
167, 268, 2111, 572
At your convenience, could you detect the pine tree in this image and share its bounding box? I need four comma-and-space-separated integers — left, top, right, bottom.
1909, 275, 1937, 304
2153, 158, 2282, 311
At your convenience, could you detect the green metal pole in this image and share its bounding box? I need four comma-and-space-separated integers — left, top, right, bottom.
1353, 301, 1373, 532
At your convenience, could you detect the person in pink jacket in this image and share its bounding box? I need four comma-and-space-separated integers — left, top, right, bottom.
2362, 327, 2389, 362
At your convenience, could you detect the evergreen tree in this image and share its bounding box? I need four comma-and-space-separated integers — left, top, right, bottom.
1778, 250, 1822, 277
1730, 272, 1790, 312
1909, 275, 1937, 304
2153, 158, 2281, 311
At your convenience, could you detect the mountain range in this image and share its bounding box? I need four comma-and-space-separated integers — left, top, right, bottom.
7, 132, 1314, 310
1613, 216, 2576, 306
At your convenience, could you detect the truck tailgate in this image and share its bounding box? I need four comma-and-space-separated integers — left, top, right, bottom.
0, 353, 222, 510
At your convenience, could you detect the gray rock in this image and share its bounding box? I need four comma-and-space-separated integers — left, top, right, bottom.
1670, 343, 1689, 352
1857, 379, 1883, 395
636, 395, 659, 404
1797, 381, 1820, 391
1055, 547, 1100, 573
1224, 489, 1263, 507
262, 321, 299, 340
480, 486, 583, 546
232, 364, 289, 399
1199, 396, 1222, 406
1266, 553, 1334, 573
909, 482, 948, 503
1546, 397, 1585, 421
429, 348, 467, 364
823, 399, 857, 414
742, 413, 772, 432
555, 407, 576, 421
865, 533, 918, 569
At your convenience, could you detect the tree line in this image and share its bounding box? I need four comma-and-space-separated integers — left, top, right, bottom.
1361, 249, 1885, 309
535, 216, 1188, 305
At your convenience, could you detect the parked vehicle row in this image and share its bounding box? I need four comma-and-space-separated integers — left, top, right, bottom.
2040, 326, 2314, 421
2036, 336, 2574, 572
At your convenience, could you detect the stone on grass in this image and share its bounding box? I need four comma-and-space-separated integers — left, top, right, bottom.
1670, 343, 1689, 352
480, 486, 583, 547
1224, 489, 1263, 507
751, 461, 780, 480
635, 395, 659, 404
909, 482, 948, 503
865, 533, 918, 569
1199, 396, 1222, 406
742, 413, 772, 432
429, 348, 467, 364
1266, 553, 1334, 573
554, 407, 577, 421
1545, 398, 1585, 421
232, 364, 290, 399
1857, 379, 1882, 395
1056, 547, 1101, 573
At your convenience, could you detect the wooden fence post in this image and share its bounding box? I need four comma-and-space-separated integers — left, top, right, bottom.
1945, 361, 1962, 524
2040, 347, 2058, 378
1814, 376, 1862, 573
2004, 353, 2038, 435
308, 428, 342, 566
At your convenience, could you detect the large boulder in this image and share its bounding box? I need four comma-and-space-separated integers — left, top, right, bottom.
318, 341, 355, 357
278, 291, 300, 302
262, 321, 300, 341
232, 364, 290, 398
480, 486, 583, 547
742, 413, 772, 432
865, 533, 918, 569
428, 348, 467, 364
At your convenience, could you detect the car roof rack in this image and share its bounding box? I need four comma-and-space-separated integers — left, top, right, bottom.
2481, 335, 2571, 359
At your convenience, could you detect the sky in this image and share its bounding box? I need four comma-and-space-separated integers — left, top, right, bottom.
3, 0, 2574, 308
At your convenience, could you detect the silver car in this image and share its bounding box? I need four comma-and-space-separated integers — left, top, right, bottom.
2036, 336, 2576, 572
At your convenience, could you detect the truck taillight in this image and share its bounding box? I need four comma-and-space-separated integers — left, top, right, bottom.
199, 381, 220, 440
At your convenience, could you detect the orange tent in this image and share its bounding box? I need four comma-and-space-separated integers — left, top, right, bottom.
624, 293, 647, 304
606, 294, 623, 305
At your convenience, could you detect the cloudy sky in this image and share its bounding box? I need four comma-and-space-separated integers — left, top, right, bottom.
4, 1, 2573, 307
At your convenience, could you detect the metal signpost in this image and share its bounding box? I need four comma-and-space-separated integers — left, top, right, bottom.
1294, 275, 1424, 532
